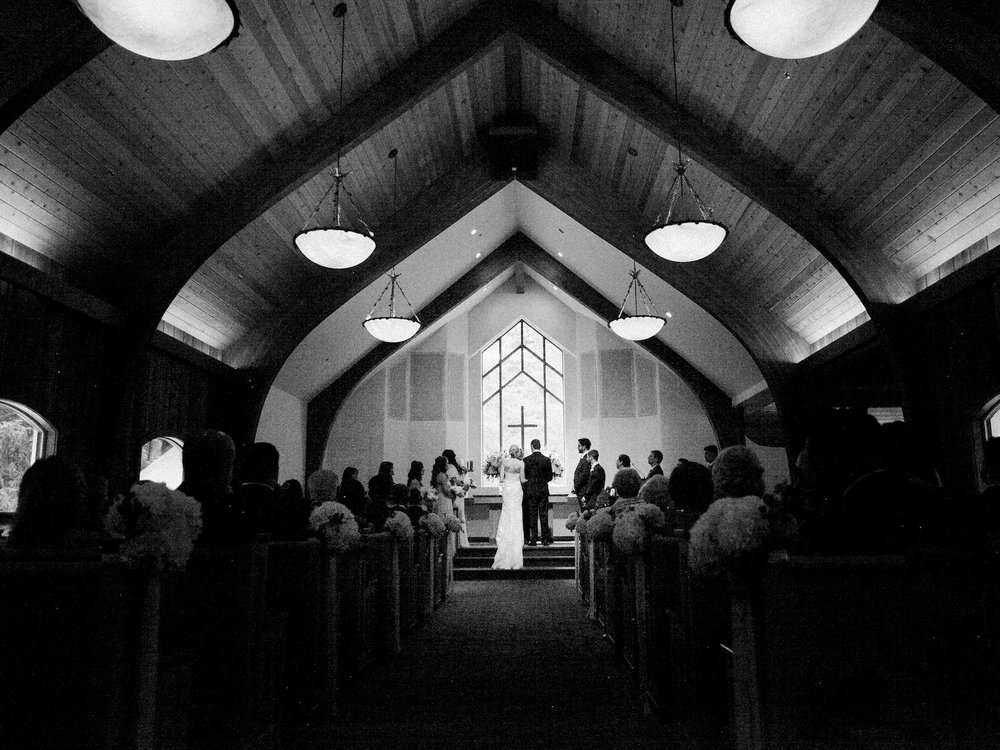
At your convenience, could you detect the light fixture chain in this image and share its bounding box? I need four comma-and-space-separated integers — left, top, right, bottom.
395, 279, 421, 322
339, 180, 375, 236
633, 274, 661, 316
670, 1, 683, 165
367, 276, 394, 318
681, 171, 713, 220
301, 171, 342, 231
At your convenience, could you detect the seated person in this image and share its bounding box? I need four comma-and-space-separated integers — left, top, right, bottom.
368, 462, 394, 505
610, 466, 643, 508
665, 461, 713, 530
404, 487, 428, 528
7, 456, 108, 551
337, 467, 367, 517
307, 469, 339, 506
178, 430, 246, 546
388, 483, 409, 515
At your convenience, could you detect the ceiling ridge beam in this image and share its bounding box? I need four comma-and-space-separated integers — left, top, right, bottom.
305, 231, 739, 475
503, 0, 912, 310
113, 0, 510, 332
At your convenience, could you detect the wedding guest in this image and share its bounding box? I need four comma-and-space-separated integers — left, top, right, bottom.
711, 445, 765, 499
236, 442, 279, 534
583, 450, 606, 509
407, 461, 424, 491
368, 462, 394, 504
7, 456, 99, 550
405, 487, 428, 528
178, 429, 244, 546
281, 479, 304, 510
337, 467, 367, 516
572, 438, 592, 512
703, 445, 719, 465
669, 460, 713, 514
645, 450, 664, 481
611, 466, 643, 505
442, 448, 470, 547
388, 483, 409, 515
306, 469, 338, 506
366, 482, 394, 531
430, 456, 453, 515
616, 454, 632, 469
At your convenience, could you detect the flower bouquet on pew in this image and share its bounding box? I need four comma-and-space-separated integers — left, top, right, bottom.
442, 514, 463, 534
687, 495, 770, 578
612, 502, 667, 555
309, 501, 361, 553
419, 512, 447, 540
385, 510, 415, 541
105, 481, 202, 571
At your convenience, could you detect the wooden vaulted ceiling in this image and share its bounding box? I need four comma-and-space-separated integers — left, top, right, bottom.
3, 0, 1000, 397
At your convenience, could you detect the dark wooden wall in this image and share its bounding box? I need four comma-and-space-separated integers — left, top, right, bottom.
0, 278, 251, 491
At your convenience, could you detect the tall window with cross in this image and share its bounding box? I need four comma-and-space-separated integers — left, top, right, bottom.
481, 320, 564, 485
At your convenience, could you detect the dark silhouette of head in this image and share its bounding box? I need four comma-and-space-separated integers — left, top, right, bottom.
587, 449, 599, 462
10, 456, 87, 545
182, 429, 236, 493
530, 439, 541, 451
617, 454, 631, 468
239, 442, 279, 487
442, 450, 461, 471
668, 461, 713, 514
577, 438, 591, 452
408, 461, 424, 483
612, 467, 642, 499
431, 456, 449, 483
712, 445, 765, 498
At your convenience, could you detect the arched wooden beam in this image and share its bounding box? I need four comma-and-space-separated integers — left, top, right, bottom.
873, 0, 1000, 117
0, 0, 110, 133
502, 0, 911, 309
305, 232, 741, 475
108, 2, 510, 333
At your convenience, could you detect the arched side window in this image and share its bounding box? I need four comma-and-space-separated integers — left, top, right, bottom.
0, 400, 57, 514
984, 401, 1000, 441
139, 436, 184, 490
481, 320, 564, 485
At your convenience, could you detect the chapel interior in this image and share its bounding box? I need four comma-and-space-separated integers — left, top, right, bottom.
2, 0, 1000, 748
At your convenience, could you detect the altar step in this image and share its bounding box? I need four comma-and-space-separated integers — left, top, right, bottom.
453, 542, 575, 580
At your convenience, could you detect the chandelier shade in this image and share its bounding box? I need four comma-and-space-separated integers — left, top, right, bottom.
608, 315, 665, 341
645, 221, 728, 263
608, 263, 666, 342
363, 316, 421, 343
728, 0, 879, 59
76, 0, 236, 60
294, 226, 375, 269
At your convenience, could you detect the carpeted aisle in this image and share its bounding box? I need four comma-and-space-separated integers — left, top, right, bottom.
289, 579, 688, 749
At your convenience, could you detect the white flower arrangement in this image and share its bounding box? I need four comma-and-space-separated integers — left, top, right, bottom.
611, 502, 667, 555
421, 486, 439, 507
588, 507, 616, 540
688, 495, 770, 577
420, 512, 447, 539
309, 501, 361, 553
483, 452, 504, 477
442, 514, 464, 533
575, 514, 589, 537
546, 449, 564, 478
565, 511, 580, 531
105, 481, 202, 571
385, 510, 415, 541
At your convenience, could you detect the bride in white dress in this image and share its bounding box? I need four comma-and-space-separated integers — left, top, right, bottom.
492, 445, 525, 570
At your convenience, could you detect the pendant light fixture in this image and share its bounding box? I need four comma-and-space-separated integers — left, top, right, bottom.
75, 0, 238, 60
364, 149, 421, 343
608, 261, 666, 341
645, 0, 728, 263
294, 2, 375, 269
727, 0, 879, 60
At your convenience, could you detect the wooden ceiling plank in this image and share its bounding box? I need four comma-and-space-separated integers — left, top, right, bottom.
508, 0, 909, 306
911, 209, 1000, 280
849, 97, 990, 232
865, 119, 1000, 251
901, 193, 1000, 275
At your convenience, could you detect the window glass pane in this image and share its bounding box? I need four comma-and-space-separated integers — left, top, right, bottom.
500, 323, 521, 359
483, 367, 500, 399
483, 341, 500, 373
523, 323, 544, 359
482, 395, 501, 458
546, 366, 564, 400
546, 395, 564, 453
139, 437, 184, 490
989, 407, 1000, 439
545, 340, 563, 373
501, 374, 543, 450
500, 351, 521, 387
524, 349, 544, 385
0, 404, 41, 514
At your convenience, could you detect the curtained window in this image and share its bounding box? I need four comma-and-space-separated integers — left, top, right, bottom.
482, 320, 563, 484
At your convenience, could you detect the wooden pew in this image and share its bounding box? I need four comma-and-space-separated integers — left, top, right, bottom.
731, 552, 1000, 750
156, 541, 278, 750
337, 532, 395, 686
0, 554, 160, 750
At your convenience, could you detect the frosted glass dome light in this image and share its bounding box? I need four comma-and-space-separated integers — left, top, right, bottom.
728, 0, 879, 59
608, 315, 665, 341
77, 0, 236, 60
645, 221, 728, 263
294, 227, 376, 269
364, 316, 421, 343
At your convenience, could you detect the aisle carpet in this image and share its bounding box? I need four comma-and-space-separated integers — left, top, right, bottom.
288, 579, 691, 749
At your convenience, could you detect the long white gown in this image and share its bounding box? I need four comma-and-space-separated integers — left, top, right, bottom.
492, 457, 524, 570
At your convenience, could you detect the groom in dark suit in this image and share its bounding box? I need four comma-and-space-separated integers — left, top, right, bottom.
522, 439, 554, 545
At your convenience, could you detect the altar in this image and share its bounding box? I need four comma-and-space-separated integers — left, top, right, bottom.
465, 493, 579, 542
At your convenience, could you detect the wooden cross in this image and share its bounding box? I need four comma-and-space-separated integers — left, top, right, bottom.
507, 405, 538, 452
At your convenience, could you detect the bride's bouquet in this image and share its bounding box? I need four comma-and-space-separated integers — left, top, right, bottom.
546, 449, 564, 478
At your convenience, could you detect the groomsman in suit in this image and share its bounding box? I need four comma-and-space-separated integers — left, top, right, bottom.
646, 450, 664, 480
583, 450, 606, 510
523, 439, 554, 545
572, 438, 592, 512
